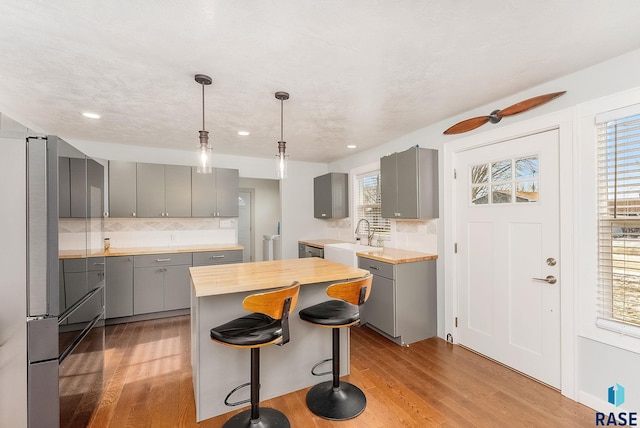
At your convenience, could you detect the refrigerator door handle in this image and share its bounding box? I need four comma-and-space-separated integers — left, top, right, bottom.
27, 137, 50, 317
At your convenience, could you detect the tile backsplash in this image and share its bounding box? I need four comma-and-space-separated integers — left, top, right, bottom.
59, 217, 237, 250
325, 218, 438, 255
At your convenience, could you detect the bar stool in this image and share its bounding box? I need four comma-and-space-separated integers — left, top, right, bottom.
298, 274, 373, 420
210, 282, 300, 428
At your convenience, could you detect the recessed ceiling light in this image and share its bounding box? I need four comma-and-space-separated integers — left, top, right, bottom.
237, 131, 250, 136
82, 112, 101, 119
347, 145, 357, 149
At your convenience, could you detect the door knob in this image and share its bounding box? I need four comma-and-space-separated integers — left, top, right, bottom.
532, 275, 557, 284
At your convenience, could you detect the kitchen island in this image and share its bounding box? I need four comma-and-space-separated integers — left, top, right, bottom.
189, 258, 368, 422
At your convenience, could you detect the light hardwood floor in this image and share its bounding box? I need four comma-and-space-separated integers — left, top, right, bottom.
88, 316, 594, 427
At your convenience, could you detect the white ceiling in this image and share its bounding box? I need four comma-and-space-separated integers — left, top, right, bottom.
1, 1, 640, 163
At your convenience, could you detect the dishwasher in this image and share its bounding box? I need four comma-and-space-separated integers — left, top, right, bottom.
298, 243, 324, 258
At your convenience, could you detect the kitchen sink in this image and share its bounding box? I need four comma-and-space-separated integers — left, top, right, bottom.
324, 242, 383, 267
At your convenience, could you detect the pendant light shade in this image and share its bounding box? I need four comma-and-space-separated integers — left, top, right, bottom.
195, 74, 213, 174
275, 91, 290, 179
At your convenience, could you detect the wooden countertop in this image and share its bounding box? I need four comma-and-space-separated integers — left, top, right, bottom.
190, 257, 368, 297
356, 247, 437, 264
298, 239, 347, 248
59, 244, 243, 259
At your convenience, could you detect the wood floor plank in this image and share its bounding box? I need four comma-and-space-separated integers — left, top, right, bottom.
87, 316, 595, 428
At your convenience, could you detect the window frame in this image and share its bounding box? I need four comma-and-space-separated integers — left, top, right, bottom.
353, 169, 390, 240
596, 108, 640, 334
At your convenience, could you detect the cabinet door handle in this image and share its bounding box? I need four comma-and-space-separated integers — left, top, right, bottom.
93, 262, 105, 266
132, 212, 136, 217
156, 258, 171, 262
369, 266, 380, 270
210, 255, 225, 259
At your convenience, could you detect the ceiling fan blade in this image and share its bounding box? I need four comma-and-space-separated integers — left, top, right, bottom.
443, 116, 491, 135
499, 91, 566, 117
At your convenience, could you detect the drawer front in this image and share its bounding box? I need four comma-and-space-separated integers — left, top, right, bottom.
192, 250, 243, 266
63, 257, 105, 273
358, 257, 394, 280
133, 252, 192, 268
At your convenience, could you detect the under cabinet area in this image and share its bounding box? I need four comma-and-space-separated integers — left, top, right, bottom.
358, 254, 436, 345
313, 172, 349, 219
380, 146, 438, 219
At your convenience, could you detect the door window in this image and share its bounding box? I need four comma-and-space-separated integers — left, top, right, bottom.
470, 156, 539, 205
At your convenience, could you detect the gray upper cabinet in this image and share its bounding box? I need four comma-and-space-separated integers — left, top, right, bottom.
191, 167, 239, 217
381, 146, 438, 219
314, 172, 349, 219
69, 157, 87, 218
87, 158, 104, 219
165, 165, 192, 217
137, 163, 192, 218
109, 161, 137, 218
136, 163, 165, 217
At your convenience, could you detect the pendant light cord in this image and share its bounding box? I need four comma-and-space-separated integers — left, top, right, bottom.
280, 98, 284, 142
202, 82, 206, 131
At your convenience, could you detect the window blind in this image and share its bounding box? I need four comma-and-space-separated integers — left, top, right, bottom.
597, 109, 640, 330
356, 171, 390, 237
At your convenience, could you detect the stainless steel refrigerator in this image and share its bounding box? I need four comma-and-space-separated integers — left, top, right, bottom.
0, 118, 105, 428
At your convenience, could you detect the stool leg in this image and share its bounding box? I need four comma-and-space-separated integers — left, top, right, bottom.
332, 328, 340, 389
222, 348, 290, 428
305, 327, 367, 420
250, 347, 260, 421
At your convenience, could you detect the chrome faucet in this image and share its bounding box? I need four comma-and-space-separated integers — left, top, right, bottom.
355, 218, 374, 246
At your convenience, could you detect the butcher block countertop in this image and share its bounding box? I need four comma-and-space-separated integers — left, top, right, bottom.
190, 257, 368, 297
59, 244, 243, 259
356, 247, 437, 264
298, 239, 347, 248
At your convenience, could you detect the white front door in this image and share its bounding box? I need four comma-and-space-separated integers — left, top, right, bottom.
455, 129, 561, 388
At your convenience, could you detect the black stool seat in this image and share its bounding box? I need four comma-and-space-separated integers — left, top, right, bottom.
210, 313, 282, 347
299, 300, 359, 326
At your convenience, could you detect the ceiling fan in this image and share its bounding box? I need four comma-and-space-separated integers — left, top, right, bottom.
443, 91, 566, 135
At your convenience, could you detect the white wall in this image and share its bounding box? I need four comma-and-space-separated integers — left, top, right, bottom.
239, 177, 280, 262
328, 47, 640, 411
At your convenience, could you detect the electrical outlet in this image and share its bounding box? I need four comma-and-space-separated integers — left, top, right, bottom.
219, 220, 232, 228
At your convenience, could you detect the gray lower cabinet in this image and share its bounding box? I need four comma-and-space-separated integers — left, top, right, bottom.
105, 256, 133, 318
133, 253, 192, 314
358, 256, 436, 345
106, 250, 241, 319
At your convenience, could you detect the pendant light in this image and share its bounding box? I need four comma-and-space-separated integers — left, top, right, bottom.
195, 74, 213, 174
275, 91, 290, 179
